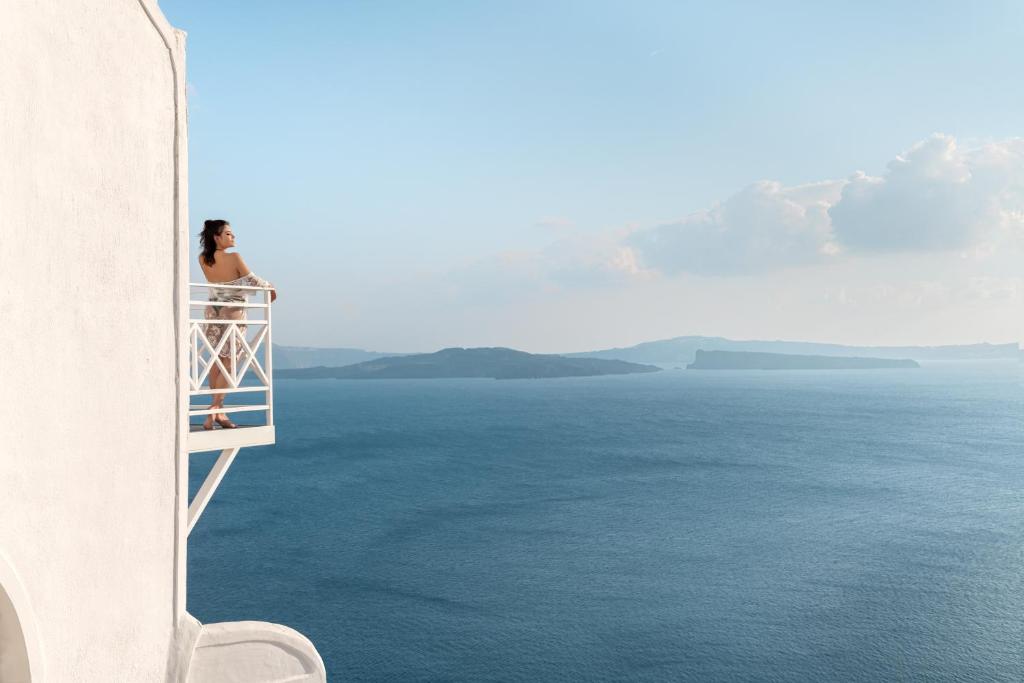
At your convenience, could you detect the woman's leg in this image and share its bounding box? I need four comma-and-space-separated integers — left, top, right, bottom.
216, 352, 235, 421
203, 307, 224, 426
202, 361, 219, 429
216, 311, 244, 422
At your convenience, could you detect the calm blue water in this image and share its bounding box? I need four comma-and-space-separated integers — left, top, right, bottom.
188, 362, 1024, 681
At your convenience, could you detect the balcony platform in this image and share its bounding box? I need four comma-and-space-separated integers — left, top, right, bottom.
188, 424, 275, 453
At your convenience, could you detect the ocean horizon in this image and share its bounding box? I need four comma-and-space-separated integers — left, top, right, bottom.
188, 360, 1024, 681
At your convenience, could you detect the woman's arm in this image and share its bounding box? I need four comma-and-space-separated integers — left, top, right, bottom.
234, 253, 277, 302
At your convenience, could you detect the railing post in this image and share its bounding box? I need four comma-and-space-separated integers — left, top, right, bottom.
229, 322, 237, 387
265, 287, 274, 429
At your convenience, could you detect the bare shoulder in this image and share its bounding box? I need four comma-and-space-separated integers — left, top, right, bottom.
231, 251, 250, 276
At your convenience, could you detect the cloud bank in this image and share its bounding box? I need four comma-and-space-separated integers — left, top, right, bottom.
298, 134, 1024, 351
628, 134, 1024, 276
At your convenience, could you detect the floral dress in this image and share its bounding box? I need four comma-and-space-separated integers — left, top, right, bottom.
203, 272, 273, 360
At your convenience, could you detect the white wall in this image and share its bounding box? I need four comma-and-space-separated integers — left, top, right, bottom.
0, 1, 187, 680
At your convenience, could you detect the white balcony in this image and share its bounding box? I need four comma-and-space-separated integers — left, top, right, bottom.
180, 285, 326, 679
185, 281, 276, 535
186, 281, 275, 453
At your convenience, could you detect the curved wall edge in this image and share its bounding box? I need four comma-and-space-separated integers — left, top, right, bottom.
131, 0, 192, 630
0, 550, 46, 682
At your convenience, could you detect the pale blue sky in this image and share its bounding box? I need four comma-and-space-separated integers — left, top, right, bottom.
162, 1, 1024, 351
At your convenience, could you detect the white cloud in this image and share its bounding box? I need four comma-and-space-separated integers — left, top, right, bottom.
542, 228, 654, 287
627, 134, 1024, 276
441, 227, 654, 304
628, 179, 843, 275
829, 134, 1024, 252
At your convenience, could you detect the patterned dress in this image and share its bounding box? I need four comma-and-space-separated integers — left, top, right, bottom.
203, 272, 273, 360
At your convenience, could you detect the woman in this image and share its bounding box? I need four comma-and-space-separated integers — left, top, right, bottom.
198, 219, 277, 430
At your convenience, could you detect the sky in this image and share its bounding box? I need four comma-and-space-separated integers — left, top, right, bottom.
161, 0, 1024, 353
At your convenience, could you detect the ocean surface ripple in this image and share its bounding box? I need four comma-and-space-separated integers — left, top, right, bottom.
188, 361, 1024, 681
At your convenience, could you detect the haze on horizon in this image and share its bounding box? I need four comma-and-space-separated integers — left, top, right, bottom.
163, 1, 1024, 354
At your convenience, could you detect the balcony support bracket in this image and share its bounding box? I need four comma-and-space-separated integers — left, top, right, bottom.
187, 447, 241, 536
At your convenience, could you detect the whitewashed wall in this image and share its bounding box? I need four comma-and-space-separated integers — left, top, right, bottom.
0, 1, 187, 680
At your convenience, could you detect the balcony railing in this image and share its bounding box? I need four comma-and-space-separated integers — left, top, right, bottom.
186, 281, 275, 453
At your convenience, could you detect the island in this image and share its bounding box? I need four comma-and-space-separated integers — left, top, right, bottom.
686, 349, 920, 370
567, 335, 1017, 364
275, 347, 662, 380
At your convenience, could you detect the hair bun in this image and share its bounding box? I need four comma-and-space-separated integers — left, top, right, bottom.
199, 219, 230, 265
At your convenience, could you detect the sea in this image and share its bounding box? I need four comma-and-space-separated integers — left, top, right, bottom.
187, 361, 1024, 681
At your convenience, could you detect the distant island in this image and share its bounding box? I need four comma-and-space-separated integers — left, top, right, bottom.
275, 347, 662, 380
273, 336, 1019, 370
568, 336, 1018, 364
687, 350, 920, 370
272, 344, 401, 369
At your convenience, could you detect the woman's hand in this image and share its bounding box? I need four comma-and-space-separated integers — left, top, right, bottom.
270, 289, 278, 303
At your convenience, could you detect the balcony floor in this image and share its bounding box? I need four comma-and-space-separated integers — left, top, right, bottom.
188, 424, 275, 453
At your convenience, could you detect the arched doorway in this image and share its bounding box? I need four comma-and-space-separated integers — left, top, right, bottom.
0, 553, 42, 682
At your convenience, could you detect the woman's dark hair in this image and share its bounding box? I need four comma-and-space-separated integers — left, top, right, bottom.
199, 219, 230, 266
